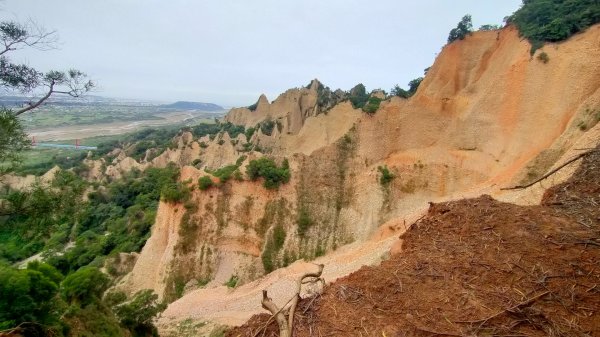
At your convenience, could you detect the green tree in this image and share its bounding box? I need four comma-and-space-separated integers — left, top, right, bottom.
113, 289, 166, 337
479, 24, 502, 31
407, 77, 423, 95
246, 157, 291, 189
509, 0, 600, 53
448, 14, 474, 43
0, 20, 93, 167
0, 263, 63, 331
378, 165, 395, 185
198, 175, 215, 190
0, 108, 30, 170
61, 266, 109, 305
390, 84, 410, 98
362, 97, 382, 114
348, 83, 369, 109
391, 77, 423, 99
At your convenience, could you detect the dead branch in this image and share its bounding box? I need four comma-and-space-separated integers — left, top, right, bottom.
289, 264, 324, 334
501, 151, 595, 190
260, 264, 324, 337
262, 290, 291, 337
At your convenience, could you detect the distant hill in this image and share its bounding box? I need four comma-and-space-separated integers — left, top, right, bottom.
160, 101, 224, 111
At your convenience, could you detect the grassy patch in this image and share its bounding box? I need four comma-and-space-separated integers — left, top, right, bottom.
377, 165, 395, 185
224, 275, 239, 288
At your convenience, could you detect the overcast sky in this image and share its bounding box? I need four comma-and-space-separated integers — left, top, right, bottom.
2, 1, 522, 107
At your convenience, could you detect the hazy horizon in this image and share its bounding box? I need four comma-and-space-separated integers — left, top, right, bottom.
2, 1, 522, 107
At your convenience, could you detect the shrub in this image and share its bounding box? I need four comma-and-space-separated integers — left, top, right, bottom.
233, 169, 244, 181
191, 123, 221, 138
479, 24, 501, 31
390, 84, 410, 98
362, 97, 382, 114
113, 289, 166, 334
0, 263, 63, 329
510, 0, 600, 45
241, 142, 253, 152
272, 224, 286, 251
198, 176, 214, 190
247, 100, 259, 111
260, 119, 276, 136
407, 77, 423, 95
236, 155, 247, 166
378, 165, 395, 185
219, 122, 245, 138
390, 77, 423, 98
296, 207, 312, 237
209, 164, 239, 183
246, 157, 290, 189
448, 14, 473, 43
245, 127, 256, 141
349, 83, 369, 109
537, 51, 550, 63
61, 266, 109, 305
261, 237, 276, 274
224, 275, 238, 288
160, 181, 190, 203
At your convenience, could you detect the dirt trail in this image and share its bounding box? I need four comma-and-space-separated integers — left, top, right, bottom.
228, 144, 600, 337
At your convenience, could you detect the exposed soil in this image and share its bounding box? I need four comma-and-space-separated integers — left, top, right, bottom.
227, 146, 600, 337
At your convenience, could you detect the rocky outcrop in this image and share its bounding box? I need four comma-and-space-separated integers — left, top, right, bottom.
224, 79, 324, 135
0, 165, 60, 192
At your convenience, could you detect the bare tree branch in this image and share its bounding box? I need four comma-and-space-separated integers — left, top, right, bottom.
289, 264, 324, 334
260, 264, 324, 337
261, 290, 291, 337
0, 19, 57, 56
13, 81, 55, 115
13, 70, 94, 116
501, 150, 595, 190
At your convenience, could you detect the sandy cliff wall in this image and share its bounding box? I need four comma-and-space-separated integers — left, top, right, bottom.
122, 25, 600, 302
224, 80, 323, 135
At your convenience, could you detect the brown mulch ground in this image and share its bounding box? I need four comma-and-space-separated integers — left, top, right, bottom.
228, 147, 600, 337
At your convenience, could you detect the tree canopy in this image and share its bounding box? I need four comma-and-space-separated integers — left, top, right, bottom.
391, 77, 423, 99
0, 20, 93, 167
448, 14, 474, 43
0, 262, 63, 331
509, 0, 600, 53
246, 157, 291, 189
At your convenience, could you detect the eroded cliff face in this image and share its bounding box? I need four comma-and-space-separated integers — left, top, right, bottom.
120, 25, 600, 302
224, 79, 322, 135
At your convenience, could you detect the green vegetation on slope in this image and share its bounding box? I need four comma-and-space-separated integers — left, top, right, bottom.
0, 262, 164, 337
448, 14, 474, 43
378, 165, 395, 185
246, 157, 291, 189
510, 0, 600, 47
390, 77, 423, 99
0, 164, 180, 336
0, 164, 184, 271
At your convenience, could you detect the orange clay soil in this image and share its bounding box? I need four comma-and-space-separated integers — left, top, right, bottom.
227, 146, 600, 337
